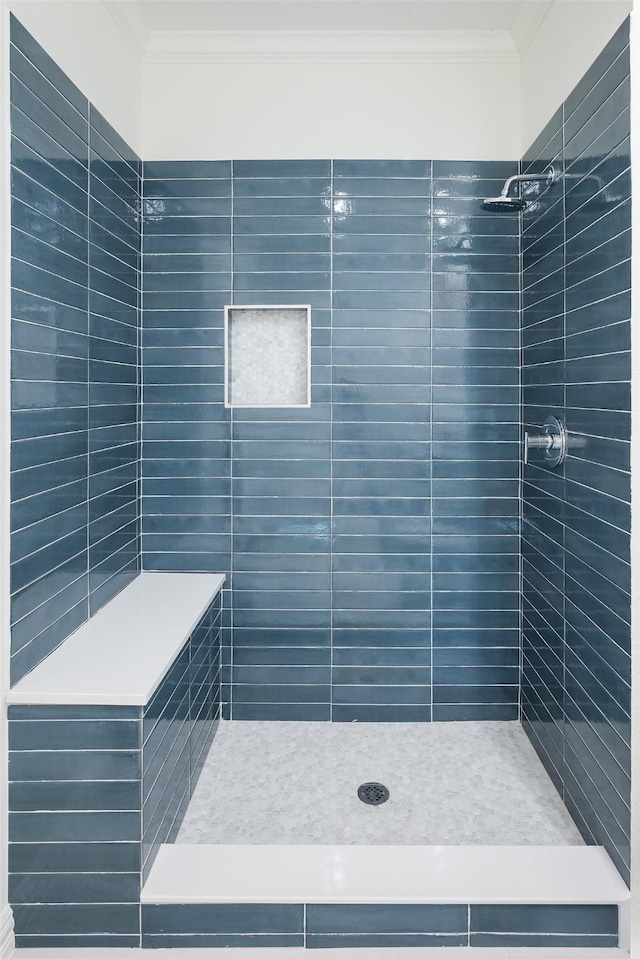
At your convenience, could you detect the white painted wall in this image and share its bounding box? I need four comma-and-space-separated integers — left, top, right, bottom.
7, 0, 142, 155
1, 2, 632, 175
521, 0, 632, 154
141, 1, 633, 161
142, 58, 521, 161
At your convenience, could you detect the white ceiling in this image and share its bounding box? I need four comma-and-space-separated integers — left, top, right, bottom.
121, 0, 554, 58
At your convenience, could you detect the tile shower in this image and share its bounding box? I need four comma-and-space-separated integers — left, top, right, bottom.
6, 9, 632, 949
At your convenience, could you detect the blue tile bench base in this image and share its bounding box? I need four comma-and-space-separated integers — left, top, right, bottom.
138, 902, 618, 949
8, 593, 222, 944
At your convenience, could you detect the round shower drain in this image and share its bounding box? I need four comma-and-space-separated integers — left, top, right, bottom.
357, 782, 390, 805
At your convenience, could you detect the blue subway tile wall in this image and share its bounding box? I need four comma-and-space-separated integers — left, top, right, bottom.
468, 904, 618, 948
142, 592, 222, 881
9, 16, 141, 684
142, 903, 305, 948
140, 900, 618, 949
191, 591, 223, 783
8, 704, 142, 948
231, 160, 331, 721
8, 593, 222, 946
141, 158, 231, 577
432, 160, 521, 722
142, 645, 190, 882
332, 161, 430, 723
521, 19, 631, 883
142, 160, 520, 720
88, 107, 141, 614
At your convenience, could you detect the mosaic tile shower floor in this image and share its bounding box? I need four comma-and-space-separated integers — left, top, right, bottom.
177, 721, 584, 845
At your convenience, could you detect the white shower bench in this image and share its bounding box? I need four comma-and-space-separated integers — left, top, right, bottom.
7, 571, 225, 949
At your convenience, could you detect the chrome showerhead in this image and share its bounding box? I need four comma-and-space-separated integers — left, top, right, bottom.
481, 195, 527, 212
482, 165, 557, 213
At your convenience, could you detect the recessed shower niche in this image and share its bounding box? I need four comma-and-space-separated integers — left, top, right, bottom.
225, 305, 311, 407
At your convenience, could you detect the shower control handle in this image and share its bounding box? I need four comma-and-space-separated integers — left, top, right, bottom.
525, 432, 553, 455
524, 415, 566, 468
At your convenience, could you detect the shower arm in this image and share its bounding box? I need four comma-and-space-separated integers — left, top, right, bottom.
500, 167, 557, 199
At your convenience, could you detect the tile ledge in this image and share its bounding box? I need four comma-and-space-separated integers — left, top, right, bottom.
141, 844, 629, 905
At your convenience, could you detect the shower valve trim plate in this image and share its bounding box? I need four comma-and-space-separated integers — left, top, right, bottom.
524, 415, 567, 468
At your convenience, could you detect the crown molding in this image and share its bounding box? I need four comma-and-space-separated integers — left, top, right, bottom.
142, 29, 519, 64
0, 905, 14, 959
103, 0, 152, 60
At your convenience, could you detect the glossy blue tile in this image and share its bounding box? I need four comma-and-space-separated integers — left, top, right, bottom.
567, 84, 629, 177
566, 117, 630, 199
11, 76, 87, 162
145, 160, 230, 180
11, 112, 87, 195
232, 703, 330, 721
15, 935, 141, 949
471, 933, 617, 947
334, 160, 430, 177
10, 810, 140, 843
433, 704, 518, 721
234, 270, 330, 291
90, 150, 138, 205
146, 179, 231, 201
9, 872, 139, 904
143, 214, 230, 237
235, 159, 329, 178
147, 195, 230, 218
142, 934, 304, 948
471, 904, 617, 935
337, 177, 431, 198
433, 160, 517, 179
332, 704, 431, 722
11, 189, 87, 251
9, 744, 140, 783
11, 48, 86, 142
312, 933, 469, 948
12, 903, 139, 935
566, 51, 630, 148
142, 903, 304, 934
233, 682, 330, 704
91, 105, 138, 169
9, 840, 140, 874
9, 719, 139, 751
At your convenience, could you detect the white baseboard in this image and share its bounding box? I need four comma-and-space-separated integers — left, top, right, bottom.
0, 904, 14, 959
